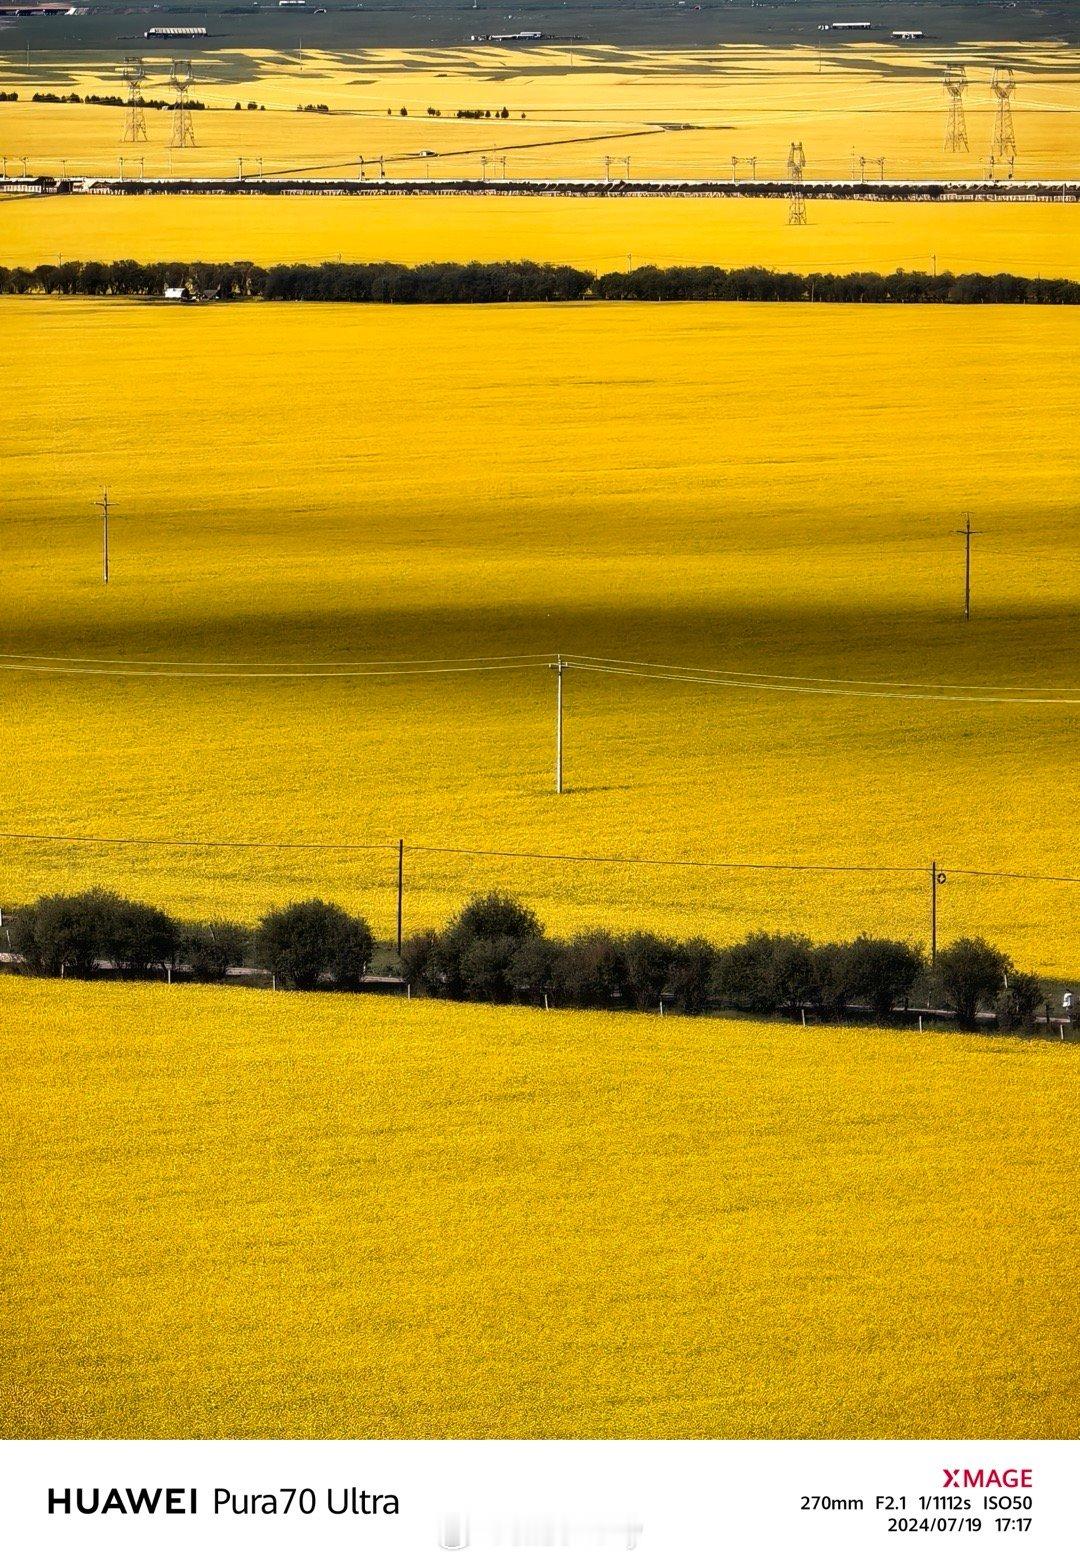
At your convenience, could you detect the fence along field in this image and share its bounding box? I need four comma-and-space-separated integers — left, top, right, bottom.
1, 298, 1076, 972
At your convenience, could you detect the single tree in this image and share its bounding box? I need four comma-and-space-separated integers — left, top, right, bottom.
256, 900, 373, 991
935, 937, 1011, 1027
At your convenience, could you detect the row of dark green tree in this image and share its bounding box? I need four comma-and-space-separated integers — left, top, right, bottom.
4, 886, 1060, 1034
8, 888, 372, 992
31, 91, 208, 110
1, 258, 1076, 305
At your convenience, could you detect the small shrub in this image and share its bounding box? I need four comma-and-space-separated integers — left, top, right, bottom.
179, 920, 249, 982
846, 936, 925, 1021
620, 931, 675, 1010
811, 941, 860, 1020
457, 934, 524, 1002
935, 937, 1011, 1027
551, 931, 627, 1008
9, 890, 108, 977
507, 935, 557, 1002
717, 932, 816, 1015
256, 899, 373, 991
99, 898, 177, 973
997, 970, 1046, 1034
9, 887, 176, 977
400, 929, 444, 995
667, 938, 717, 1015
441, 892, 543, 1000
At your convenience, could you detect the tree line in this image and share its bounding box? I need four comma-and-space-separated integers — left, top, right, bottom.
3, 885, 1065, 1036
31, 91, 208, 111
0, 258, 1076, 306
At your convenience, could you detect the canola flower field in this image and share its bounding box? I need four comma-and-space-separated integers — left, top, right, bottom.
2, 42, 1077, 182
2, 297, 1077, 973
3, 193, 1078, 279
3, 41, 1075, 277
2, 978, 1077, 1439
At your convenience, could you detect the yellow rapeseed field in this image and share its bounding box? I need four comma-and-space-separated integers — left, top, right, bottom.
4, 192, 1078, 278
2, 42, 1076, 181
2, 978, 1076, 1439
3, 42, 1074, 276
2, 297, 1076, 972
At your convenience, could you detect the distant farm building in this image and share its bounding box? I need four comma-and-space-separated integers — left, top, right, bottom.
471, 31, 543, 43
144, 25, 207, 37
892, 30, 924, 40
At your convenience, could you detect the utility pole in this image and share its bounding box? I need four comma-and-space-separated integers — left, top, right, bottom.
95, 487, 110, 584
930, 861, 938, 963
396, 838, 404, 955
550, 654, 565, 794
954, 512, 983, 620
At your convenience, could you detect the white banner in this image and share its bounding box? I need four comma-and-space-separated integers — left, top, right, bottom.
1, 1439, 1070, 1559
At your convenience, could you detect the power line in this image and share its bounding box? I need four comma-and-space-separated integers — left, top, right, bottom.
565, 653, 1080, 697
408, 842, 922, 874
0, 648, 1075, 701
0, 651, 549, 670
562, 659, 1080, 706
0, 660, 549, 682
0, 829, 1076, 884
939, 866, 1080, 886
0, 829, 393, 852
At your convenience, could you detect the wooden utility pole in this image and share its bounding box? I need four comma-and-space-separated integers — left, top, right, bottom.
954, 512, 983, 620
551, 654, 565, 794
930, 861, 938, 963
396, 838, 404, 955
95, 487, 110, 584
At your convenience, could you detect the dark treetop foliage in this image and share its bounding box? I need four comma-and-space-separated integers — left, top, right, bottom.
10, 888, 177, 977
6, 886, 1063, 1037
255, 899, 374, 991
1, 259, 1076, 305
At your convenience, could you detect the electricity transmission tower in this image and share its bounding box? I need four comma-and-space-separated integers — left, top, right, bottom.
604, 155, 631, 182
942, 64, 969, 153
480, 153, 507, 181
169, 59, 197, 150
787, 142, 807, 225
120, 58, 148, 144
989, 65, 1017, 175
730, 155, 757, 181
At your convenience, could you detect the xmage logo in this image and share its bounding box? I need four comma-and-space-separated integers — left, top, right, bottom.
942, 1470, 1033, 1490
